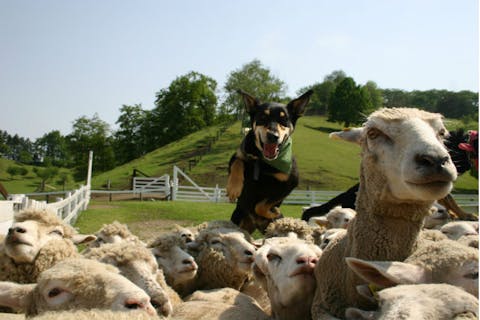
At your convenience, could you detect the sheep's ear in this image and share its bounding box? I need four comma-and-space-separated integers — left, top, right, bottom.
345, 307, 378, 320
309, 216, 329, 227
72, 234, 97, 245
346, 257, 428, 288
330, 128, 363, 145
0, 282, 35, 311
237, 89, 258, 114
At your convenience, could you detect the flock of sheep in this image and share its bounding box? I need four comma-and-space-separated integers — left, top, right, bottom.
0, 107, 478, 319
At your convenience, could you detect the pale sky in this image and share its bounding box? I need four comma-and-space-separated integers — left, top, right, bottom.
0, 0, 478, 140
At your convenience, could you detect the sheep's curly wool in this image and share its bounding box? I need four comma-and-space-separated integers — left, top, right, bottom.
195, 220, 252, 240
195, 247, 251, 291
84, 240, 153, 265
148, 233, 186, 252
264, 217, 317, 243
97, 221, 136, 239
0, 238, 79, 283
14, 208, 76, 238
406, 239, 478, 282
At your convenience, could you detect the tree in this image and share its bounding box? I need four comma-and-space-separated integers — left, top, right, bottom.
362, 81, 383, 110
223, 59, 287, 122
146, 71, 217, 150
328, 77, 370, 127
67, 114, 115, 181
435, 91, 478, 119
33, 166, 59, 192
35, 131, 69, 167
114, 104, 147, 164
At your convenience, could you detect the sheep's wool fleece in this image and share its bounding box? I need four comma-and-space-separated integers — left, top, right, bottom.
148, 233, 186, 252
196, 247, 250, 291
84, 241, 154, 265
29, 309, 164, 320
97, 221, 134, 238
0, 238, 79, 283
264, 217, 316, 243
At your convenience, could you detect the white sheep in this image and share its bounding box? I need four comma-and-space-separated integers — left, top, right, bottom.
185, 222, 256, 295
30, 309, 163, 320
309, 206, 356, 229
319, 228, 346, 250
0, 208, 95, 283
312, 108, 458, 319
264, 217, 319, 243
345, 283, 478, 319
172, 224, 196, 244
84, 220, 140, 252
172, 287, 269, 320
253, 235, 322, 320
83, 241, 173, 316
346, 238, 478, 298
440, 221, 479, 240
148, 233, 198, 297
0, 258, 157, 317
423, 201, 450, 229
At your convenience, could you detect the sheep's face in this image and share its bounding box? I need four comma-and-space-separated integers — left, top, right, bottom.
176, 227, 195, 244
319, 228, 346, 250
440, 222, 478, 240
326, 207, 356, 229
204, 229, 255, 273
5, 220, 64, 263
152, 246, 197, 283
332, 108, 457, 202
443, 260, 479, 297
253, 237, 322, 308
6, 258, 157, 317
423, 203, 449, 229
92, 247, 172, 317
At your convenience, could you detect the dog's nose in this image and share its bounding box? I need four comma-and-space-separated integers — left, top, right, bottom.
267, 132, 279, 143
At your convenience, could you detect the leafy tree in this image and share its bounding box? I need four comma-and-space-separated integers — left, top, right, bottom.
33, 166, 59, 192
114, 104, 147, 164
328, 77, 370, 127
323, 70, 347, 84
146, 71, 217, 150
57, 172, 70, 191
362, 81, 383, 110
436, 91, 478, 119
67, 114, 115, 181
6, 166, 20, 180
223, 59, 287, 122
35, 130, 69, 167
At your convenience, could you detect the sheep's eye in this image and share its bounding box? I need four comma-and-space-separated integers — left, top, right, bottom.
465, 272, 478, 280
50, 229, 63, 237
323, 239, 330, 244
48, 288, 63, 298
438, 128, 446, 137
267, 253, 281, 262
210, 239, 221, 245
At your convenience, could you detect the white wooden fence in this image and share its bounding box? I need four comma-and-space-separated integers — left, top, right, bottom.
0, 185, 91, 235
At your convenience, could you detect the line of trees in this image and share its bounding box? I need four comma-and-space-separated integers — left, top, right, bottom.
1, 59, 477, 181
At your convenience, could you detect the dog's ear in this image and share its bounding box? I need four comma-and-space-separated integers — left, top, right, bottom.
287, 89, 313, 120
237, 89, 258, 114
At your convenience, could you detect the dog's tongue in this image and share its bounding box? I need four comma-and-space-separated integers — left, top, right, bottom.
263, 143, 279, 159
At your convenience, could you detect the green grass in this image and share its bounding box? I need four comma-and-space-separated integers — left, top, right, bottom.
74, 200, 304, 236
0, 158, 78, 195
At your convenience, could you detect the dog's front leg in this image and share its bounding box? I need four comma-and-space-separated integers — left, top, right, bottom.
226, 157, 244, 201
255, 200, 282, 219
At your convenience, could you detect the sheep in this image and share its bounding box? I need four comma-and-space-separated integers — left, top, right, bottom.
84, 220, 140, 252
252, 235, 322, 320
264, 217, 318, 243
185, 222, 256, 294
319, 228, 346, 250
458, 234, 479, 248
440, 221, 479, 240
311, 108, 458, 319
345, 283, 478, 320
0, 208, 95, 283
309, 206, 356, 229
346, 239, 478, 298
172, 288, 269, 320
30, 309, 163, 320
172, 224, 196, 244
0, 258, 157, 318
83, 241, 173, 317
423, 201, 450, 229
148, 233, 198, 297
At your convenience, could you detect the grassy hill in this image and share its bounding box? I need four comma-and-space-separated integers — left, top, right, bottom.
91, 116, 478, 193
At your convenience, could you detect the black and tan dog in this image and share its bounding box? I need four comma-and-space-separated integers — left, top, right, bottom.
227, 89, 313, 234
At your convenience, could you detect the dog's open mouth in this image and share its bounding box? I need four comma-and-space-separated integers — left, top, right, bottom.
263, 143, 279, 160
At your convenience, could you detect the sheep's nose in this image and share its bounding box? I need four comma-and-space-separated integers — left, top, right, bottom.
415, 154, 450, 170
266, 131, 279, 143
244, 249, 254, 256
124, 298, 156, 316
296, 256, 318, 268
8, 226, 26, 234
151, 299, 172, 317
182, 257, 195, 266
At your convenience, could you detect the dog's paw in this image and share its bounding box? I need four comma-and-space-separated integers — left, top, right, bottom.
227, 158, 244, 201
226, 181, 243, 202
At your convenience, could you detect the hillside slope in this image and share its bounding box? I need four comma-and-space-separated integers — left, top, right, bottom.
91, 116, 478, 192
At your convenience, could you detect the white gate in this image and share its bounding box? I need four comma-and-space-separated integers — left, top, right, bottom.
133, 175, 171, 197
171, 166, 224, 202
